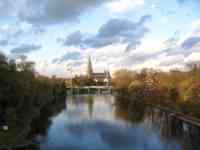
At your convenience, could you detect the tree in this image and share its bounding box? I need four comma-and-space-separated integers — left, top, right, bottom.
9, 59, 17, 71
0, 52, 8, 69
128, 80, 145, 100
112, 69, 135, 92
184, 83, 200, 102
168, 84, 179, 102
17, 59, 35, 73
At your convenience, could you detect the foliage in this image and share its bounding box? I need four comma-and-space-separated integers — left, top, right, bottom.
0, 52, 66, 147
128, 80, 145, 100
72, 75, 95, 86
184, 83, 200, 102
113, 64, 200, 118
112, 69, 136, 95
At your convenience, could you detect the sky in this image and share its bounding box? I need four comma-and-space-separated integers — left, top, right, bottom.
0, 0, 200, 77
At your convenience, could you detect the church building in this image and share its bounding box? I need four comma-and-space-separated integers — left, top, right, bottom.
87, 56, 111, 86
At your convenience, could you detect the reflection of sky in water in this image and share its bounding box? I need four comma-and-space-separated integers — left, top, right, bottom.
65, 95, 116, 122
38, 95, 181, 150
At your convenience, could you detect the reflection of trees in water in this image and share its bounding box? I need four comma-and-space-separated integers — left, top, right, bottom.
114, 97, 146, 123
114, 101, 130, 121
0, 98, 65, 150
29, 99, 66, 139
85, 96, 94, 118
67, 95, 94, 118
129, 101, 146, 123
114, 96, 200, 150
145, 107, 200, 150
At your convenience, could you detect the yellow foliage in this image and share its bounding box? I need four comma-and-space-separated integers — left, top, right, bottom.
112, 69, 135, 90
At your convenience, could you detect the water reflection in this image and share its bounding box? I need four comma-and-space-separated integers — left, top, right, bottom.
2, 95, 199, 149
35, 95, 185, 150
0, 96, 66, 150
143, 107, 200, 150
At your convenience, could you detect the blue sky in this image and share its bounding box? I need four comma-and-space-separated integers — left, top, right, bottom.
0, 0, 200, 77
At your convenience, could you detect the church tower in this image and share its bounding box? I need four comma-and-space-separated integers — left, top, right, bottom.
87, 56, 93, 78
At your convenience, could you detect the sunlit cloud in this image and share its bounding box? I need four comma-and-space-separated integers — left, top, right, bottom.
106, 0, 145, 13
185, 52, 200, 63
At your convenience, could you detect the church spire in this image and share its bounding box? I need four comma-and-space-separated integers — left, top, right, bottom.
87, 55, 93, 78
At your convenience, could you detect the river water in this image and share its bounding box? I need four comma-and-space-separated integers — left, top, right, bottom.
32, 95, 199, 150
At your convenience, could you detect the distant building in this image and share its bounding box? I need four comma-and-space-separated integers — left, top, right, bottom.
87, 56, 111, 85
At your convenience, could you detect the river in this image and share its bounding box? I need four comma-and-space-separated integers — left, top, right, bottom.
22, 94, 198, 150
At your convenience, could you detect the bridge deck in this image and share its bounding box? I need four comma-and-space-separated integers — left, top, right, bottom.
67, 86, 113, 89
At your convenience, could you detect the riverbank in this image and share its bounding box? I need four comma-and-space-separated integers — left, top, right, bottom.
0, 53, 67, 149
114, 93, 200, 133
112, 67, 200, 119
0, 91, 66, 150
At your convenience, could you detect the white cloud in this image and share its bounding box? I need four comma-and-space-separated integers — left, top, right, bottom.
137, 37, 166, 53
106, 0, 145, 13
34, 18, 200, 77
178, 19, 200, 45
185, 52, 200, 63
129, 53, 185, 72
36, 60, 86, 78
159, 54, 185, 67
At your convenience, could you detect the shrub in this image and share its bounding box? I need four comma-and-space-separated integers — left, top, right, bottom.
184, 83, 200, 102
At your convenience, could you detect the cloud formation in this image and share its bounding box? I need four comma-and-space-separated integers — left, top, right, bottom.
106, 0, 145, 13
181, 37, 200, 49
0, 0, 14, 17
159, 54, 184, 67
0, 24, 26, 47
0, 0, 199, 77
160, 22, 200, 57
0, 39, 8, 46
177, 0, 200, 4
63, 31, 83, 47
52, 51, 82, 64
18, 0, 113, 25
62, 15, 151, 52
11, 44, 41, 54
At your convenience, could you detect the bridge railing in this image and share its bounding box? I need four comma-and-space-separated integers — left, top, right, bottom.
66, 86, 113, 95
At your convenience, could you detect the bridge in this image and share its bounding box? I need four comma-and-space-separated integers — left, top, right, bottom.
66, 86, 113, 95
